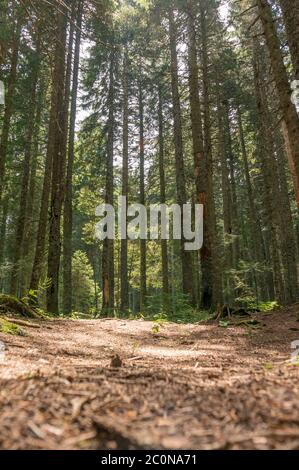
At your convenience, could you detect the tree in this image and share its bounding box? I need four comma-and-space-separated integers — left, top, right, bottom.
120, 46, 129, 312
102, 48, 116, 314
63, 0, 83, 314
168, 6, 195, 305
256, 0, 299, 207
0, 15, 21, 199
279, 0, 299, 80
46, 4, 69, 313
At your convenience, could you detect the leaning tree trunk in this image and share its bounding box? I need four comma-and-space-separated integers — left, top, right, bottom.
279, 0, 299, 81
256, 0, 299, 207
63, 0, 83, 314
169, 7, 195, 306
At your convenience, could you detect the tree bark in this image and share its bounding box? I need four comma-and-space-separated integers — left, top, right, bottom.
10, 32, 41, 296
120, 47, 129, 313
158, 85, 170, 309
63, 0, 83, 314
102, 48, 115, 314
253, 39, 285, 303
138, 70, 147, 312
279, 0, 299, 80
236, 103, 269, 300
169, 7, 195, 305
46, 5, 70, 313
200, 1, 223, 308
0, 18, 21, 199
257, 0, 299, 207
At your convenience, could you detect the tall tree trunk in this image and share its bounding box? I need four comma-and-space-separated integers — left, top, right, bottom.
236, 103, 270, 300
102, 49, 115, 314
158, 85, 170, 309
274, 134, 299, 302
0, 18, 21, 199
0, 0, 9, 69
169, 7, 195, 305
138, 71, 147, 312
46, 6, 70, 313
21, 76, 45, 280
120, 47, 129, 313
63, 0, 83, 314
279, 0, 299, 80
30, 78, 58, 292
0, 195, 8, 267
187, 0, 213, 308
256, 0, 299, 207
253, 40, 285, 303
10, 32, 41, 296
223, 100, 241, 267
200, 1, 223, 308
216, 80, 234, 303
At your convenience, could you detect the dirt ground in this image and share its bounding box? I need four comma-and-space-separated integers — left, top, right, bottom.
0, 305, 299, 450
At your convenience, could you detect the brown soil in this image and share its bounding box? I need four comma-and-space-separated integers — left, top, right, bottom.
0, 305, 299, 450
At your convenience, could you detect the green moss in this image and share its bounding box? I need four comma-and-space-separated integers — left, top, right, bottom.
0, 294, 40, 319
0, 318, 25, 336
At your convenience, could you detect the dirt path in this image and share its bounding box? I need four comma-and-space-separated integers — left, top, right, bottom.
0, 306, 299, 450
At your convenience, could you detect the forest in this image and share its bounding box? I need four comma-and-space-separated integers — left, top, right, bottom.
0, 0, 299, 454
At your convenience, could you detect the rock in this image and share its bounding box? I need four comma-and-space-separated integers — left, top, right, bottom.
110, 354, 123, 368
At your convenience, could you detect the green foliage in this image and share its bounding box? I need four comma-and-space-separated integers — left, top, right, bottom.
71, 251, 96, 315
0, 318, 24, 336
145, 292, 211, 324
257, 301, 280, 312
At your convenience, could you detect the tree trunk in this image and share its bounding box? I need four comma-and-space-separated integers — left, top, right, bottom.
120, 47, 129, 313
10, 32, 41, 296
0, 196, 8, 270
0, 0, 9, 69
46, 6, 70, 313
223, 99, 241, 267
197, 0, 223, 308
216, 76, 233, 303
138, 71, 147, 312
158, 85, 170, 310
169, 7, 195, 305
63, 0, 83, 314
257, 0, 299, 207
236, 103, 269, 300
253, 39, 285, 303
274, 133, 299, 303
21, 75, 45, 286
102, 49, 115, 314
0, 18, 21, 199
279, 0, 299, 80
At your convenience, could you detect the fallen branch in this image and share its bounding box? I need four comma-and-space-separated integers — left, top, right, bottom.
0, 294, 40, 319
3, 317, 41, 328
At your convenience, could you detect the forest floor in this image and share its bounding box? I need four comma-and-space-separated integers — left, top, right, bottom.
0, 305, 299, 450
